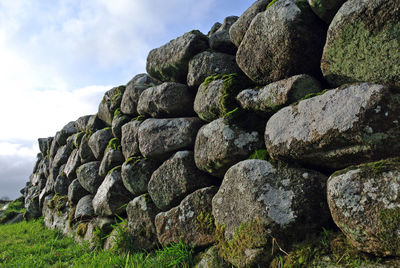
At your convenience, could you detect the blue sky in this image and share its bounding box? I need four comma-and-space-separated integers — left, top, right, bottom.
0, 0, 254, 199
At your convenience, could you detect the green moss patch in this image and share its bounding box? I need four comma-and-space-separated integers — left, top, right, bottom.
195, 211, 215, 235
107, 138, 121, 151
331, 157, 400, 178
248, 149, 270, 161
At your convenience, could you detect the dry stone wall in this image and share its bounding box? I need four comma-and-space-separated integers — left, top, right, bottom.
21, 0, 400, 267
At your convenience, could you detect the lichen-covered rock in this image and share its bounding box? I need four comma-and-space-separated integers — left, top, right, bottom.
212, 159, 328, 267
229, 0, 272, 47
307, 0, 346, 23
148, 151, 214, 211
111, 114, 130, 139
236, 0, 325, 85
146, 30, 209, 83
321, 0, 400, 88
54, 173, 72, 195
327, 159, 400, 256
187, 51, 242, 88
76, 161, 103, 194
194, 118, 262, 178
138, 118, 203, 161
92, 167, 133, 216
208, 22, 222, 37
121, 157, 159, 196
265, 83, 400, 170
75, 195, 95, 220
79, 134, 95, 164
120, 73, 160, 116
86, 115, 106, 133
98, 148, 124, 177
51, 145, 72, 169
42, 194, 73, 235
98, 86, 125, 126
195, 246, 230, 268
24, 185, 41, 220
88, 128, 113, 160
75, 115, 92, 132
237, 74, 322, 114
68, 179, 90, 205
155, 186, 217, 247
121, 120, 141, 159
55, 121, 78, 146
38, 137, 51, 155
71, 132, 84, 149
209, 16, 238, 55
137, 82, 194, 118
64, 149, 81, 180
126, 194, 161, 250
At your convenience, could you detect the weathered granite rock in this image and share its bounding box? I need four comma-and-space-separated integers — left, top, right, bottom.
55, 121, 78, 146
52, 145, 72, 169
121, 157, 159, 197
208, 22, 222, 37
49, 137, 58, 162
75, 115, 92, 132
327, 159, 400, 256
88, 128, 113, 160
32, 154, 43, 174
212, 160, 328, 267
64, 149, 81, 180
72, 132, 84, 149
42, 194, 72, 235
79, 134, 95, 164
195, 246, 230, 268
68, 179, 90, 205
146, 30, 209, 83
120, 73, 160, 116
321, 0, 400, 88
54, 173, 72, 195
86, 115, 106, 133
137, 82, 194, 118
121, 120, 141, 159
126, 194, 161, 250
76, 161, 103, 194
237, 74, 322, 114
98, 148, 124, 177
75, 195, 95, 220
24, 185, 41, 220
187, 51, 242, 88
308, 0, 346, 23
265, 83, 400, 170
148, 151, 214, 211
236, 0, 326, 85
98, 86, 125, 126
195, 118, 263, 178
209, 16, 238, 55
92, 167, 133, 216
38, 137, 51, 155
229, 0, 272, 47
111, 114, 130, 139
138, 118, 203, 161
155, 186, 217, 247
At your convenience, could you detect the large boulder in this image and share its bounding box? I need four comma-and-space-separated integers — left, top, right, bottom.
137, 82, 194, 118
76, 161, 103, 194
54, 173, 72, 195
138, 118, 203, 161
111, 114, 130, 139
327, 159, 400, 257
321, 0, 400, 88
51, 145, 72, 169
194, 118, 263, 178
187, 51, 242, 88
98, 86, 125, 126
24, 186, 41, 220
155, 186, 217, 247
64, 149, 81, 180
88, 128, 113, 160
121, 120, 141, 159
307, 0, 346, 23
55, 121, 78, 146
236, 0, 326, 85
42, 194, 73, 235
146, 30, 209, 83
212, 160, 328, 267
68, 179, 90, 205
79, 134, 96, 164
148, 151, 214, 211
74, 195, 95, 220
236, 74, 322, 114
38, 137, 51, 155
209, 16, 238, 54
265, 83, 400, 170
98, 147, 124, 177
92, 167, 133, 216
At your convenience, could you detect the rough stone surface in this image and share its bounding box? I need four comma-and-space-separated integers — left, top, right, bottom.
209, 16, 238, 54
155, 186, 217, 247
111, 115, 130, 139
308, 0, 346, 23
195, 246, 230, 268
56, 121, 78, 146
75, 115, 92, 132
236, 0, 326, 85
208, 22, 221, 37
187, 51, 242, 88
64, 149, 81, 180
38, 137, 50, 155
148, 151, 214, 211
75, 195, 95, 220
54, 173, 71, 195
42, 194, 73, 235
321, 0, 400, 88
52, 145, 72, 169
212, 159, 328, 267
92, 168, 133, 216
79, 134, 95, 164
98, 148, 124, 177
137, 82, 194, 118
327, 159, 400, 256
121, 157, 159, 197
237, 74, 322, 114
265, 83, 400, 170
76, 161, 103, 194
88, 128, 113, 160
146, 30, 209, 83
24, 186, 41, 220
68, 179, 90, 205
121, 120, 141, 159
98, 86, 125, 126
138, 118, 203, 161
195, 118, 263, 178
126, 194, 161, 250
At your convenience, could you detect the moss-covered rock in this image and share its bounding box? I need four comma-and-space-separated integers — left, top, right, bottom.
98, 86, 126, 126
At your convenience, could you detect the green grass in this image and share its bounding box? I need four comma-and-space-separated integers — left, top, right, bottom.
0, 196, 25, 224
0, 218, 194, 267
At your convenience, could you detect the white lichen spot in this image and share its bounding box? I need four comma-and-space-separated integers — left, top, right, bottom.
302, 173, 309, 179
385, 112, 389, 117
281, 179, 291, 187
234, 131, 259, 149
363, 126, 373, 134
222, 126, 235, 140
374, 106, 381, 113
393, 120, 399, 124
138, 197, 148, 211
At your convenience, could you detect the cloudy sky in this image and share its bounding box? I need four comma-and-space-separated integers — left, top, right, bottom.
0, 0, 254, 199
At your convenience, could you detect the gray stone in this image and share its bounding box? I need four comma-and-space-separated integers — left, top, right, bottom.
72, 132, 84, 149
149, 151, 214, 211
121, 120, 141, 159
207, 22, 221, 37
52, 145, 72, 169
126, 194, 161, 250
194, 118, 263, 178
321, 0, 400, 88
38, 137, 51, 155
24, 185, 41, 220
111, 115, 130, 139
55, 121, 78, 146
48, 137, 59, 167
195, 246, 230, 268
155, 186, 217, 247
98, 148, 124, 177
236, 0, 325, 85
88, 128, 113, 160
75, 115, 92, 132
86, 115, 106, 133
75, 195, 95, 219
92, 167, 133, 216
265, 83, 400, 170
76, 161, 103, 194
98, 86, 125, 126
138, 118, 203, 161
64, 149, 81, 180
212, 159, 328, 267
121, 157, 159, 197
54, 173, 72, 195
79, 134, 95, 164
308, 0, 346, 23
236, 74, 322, 114
146, 30, 209, 83
42, 194, 73, 235
68, 179, 90, 205
137, 82, 194, 118
327, 159, 400, 257
209, 16, 238, 54
32, 154, 43, 174
187, 51, 242, 88
229, 0, 272, 47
